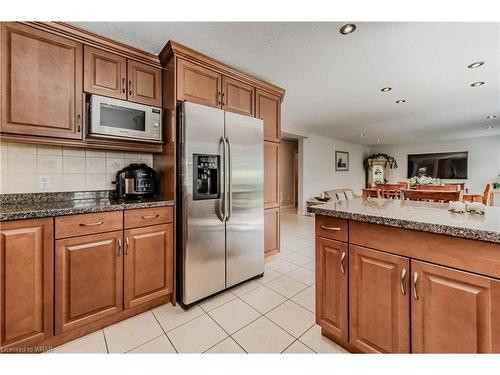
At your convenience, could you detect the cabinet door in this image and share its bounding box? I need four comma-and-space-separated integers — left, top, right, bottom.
55, 231, 123, 334
222, 76, 255, 116
127, 60, 162, 107
84, 46, 127, 100
124, 224, 173, 309
1, 23, 83, 139
349, 245, 410, 353
411, 260, 500, 353
264, 141, 280, 209
256, 89, 280, 142
0, 218, 53, 349
264, 207, 280, 257
176, 58, 221, 108
316, 237, 348, 341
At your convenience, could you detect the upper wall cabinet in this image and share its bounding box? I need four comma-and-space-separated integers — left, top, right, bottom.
222, 76, 255, 116
1, 23, 83, 139
256, 89, 281, 143
176, 58, 222, 109
127, 60, 162, 107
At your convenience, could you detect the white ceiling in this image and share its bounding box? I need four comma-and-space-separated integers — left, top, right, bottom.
72, 22, 500, 146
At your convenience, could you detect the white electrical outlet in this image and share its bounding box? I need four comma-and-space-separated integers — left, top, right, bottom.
39, 176, 50, 190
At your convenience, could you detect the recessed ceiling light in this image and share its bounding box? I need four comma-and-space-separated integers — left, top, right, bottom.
376, 138, 381, 143
486, 126, 494, 130
467, 61, 484, 69
381, 87, 392, 92
470, 81, 485, 87
358, 133, 365, 137
340, 24, 356, 35
395, 99, 406, 104
486, 115, 496, 119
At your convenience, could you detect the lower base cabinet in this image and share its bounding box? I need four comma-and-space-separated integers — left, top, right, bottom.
264, 208, 280, 257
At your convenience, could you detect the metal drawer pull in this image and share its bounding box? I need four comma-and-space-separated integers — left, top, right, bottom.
122, 78, 126, 93
79, 221, 103, 227
142, 214, 160, 219
340, 251, 346, 274
320, 225, 341, 231
117, 238, 122, 257
401, 268, 407, 295
125, 237, 129, 255
413, 272, 419, 300
129, 80, 132, 95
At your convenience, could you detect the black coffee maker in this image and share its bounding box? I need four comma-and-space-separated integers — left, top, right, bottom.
114, 163, 158, 199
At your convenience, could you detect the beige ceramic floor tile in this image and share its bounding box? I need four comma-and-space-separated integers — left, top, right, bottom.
127, 335, 176, 354
230, 279, 261, 297
152, 303, 204, 332
266, 300, 315, 338
240, 285, 287, 314
279, 251, 312, 266
52, 330, 107, 353
293, 245, 315, 257
167, 314, 227, 353
266, 259, 299, 274
302, 260, 315, 272
104, 312, 164, 353
266, 275, 308, 298
291, 287, 315, 313
287, 267, 315, 286
232, 316, 295, 353
205, 337, 246, 354
299, 325, 349, 353
208, 298, 261, 334
257, 267, 282, 284
282, 340, 315, 353
199, 291, 236, 312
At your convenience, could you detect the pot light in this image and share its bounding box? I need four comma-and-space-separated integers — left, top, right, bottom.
340, 24, 356, 35
470, 81, 485, 87
358, 133, 365, 137
376, 138, 381, 143
486, 126, 494, 130
395, 99, 406, 104
467, 61, 484, 69
381, 87, 392, 92
486, 115, 496, 119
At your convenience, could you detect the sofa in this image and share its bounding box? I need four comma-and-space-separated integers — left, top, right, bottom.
306, 188, 360, 214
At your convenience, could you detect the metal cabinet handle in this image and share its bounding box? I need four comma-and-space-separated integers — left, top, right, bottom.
129, 80, 132, 95
218, 91, 221, 106
125, 237, 129, 255
122, 78, 126, 93
77, 114, 81, 132
413, 272, 419, 300
141, 214, 160, 219
340, 251, 346, 274
320, 225, 341, 231
117, 238, 122, 257
79, 221, 103, 227
401, 268, 407, 295
222, 92, 225, 106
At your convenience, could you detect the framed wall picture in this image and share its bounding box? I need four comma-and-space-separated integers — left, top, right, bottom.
335, 150, 349, 171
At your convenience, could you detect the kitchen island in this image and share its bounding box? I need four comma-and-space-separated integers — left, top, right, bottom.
308, 198, 500, 353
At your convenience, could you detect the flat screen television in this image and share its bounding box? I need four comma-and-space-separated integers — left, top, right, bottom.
407, 151, 468, 179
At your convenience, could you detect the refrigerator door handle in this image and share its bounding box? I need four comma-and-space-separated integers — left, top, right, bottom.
225, 137, 232, 221
217, 136, 227, 222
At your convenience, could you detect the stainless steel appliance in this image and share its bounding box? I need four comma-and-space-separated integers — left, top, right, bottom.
177, 101, 264, 307
88, 94, 162, 143
114, 163, 158, 199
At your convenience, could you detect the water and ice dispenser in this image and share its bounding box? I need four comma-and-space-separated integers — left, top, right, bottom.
193, 154, 220, 200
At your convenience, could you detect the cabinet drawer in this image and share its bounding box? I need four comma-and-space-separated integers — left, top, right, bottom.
55, 211, 123, 239
315, 215, 348, 242
124, 206, 173, 229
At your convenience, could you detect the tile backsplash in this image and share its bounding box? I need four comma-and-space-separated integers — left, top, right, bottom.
0, 142, 153, 194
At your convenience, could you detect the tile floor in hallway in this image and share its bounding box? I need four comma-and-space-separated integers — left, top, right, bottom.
48, 208, 348, 354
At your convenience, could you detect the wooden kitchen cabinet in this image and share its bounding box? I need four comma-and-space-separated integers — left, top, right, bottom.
411, 260, 500, 353
349, 245, 410, 353
256, 89, 281, 143
316, 237, 348, 342
55, 231, 123, 334
84, 46, 127, 100
177, 58, 222, 108
0, 218, 53, 349
222, 76, 255, 116
264, 141, 280, 209
124, 224, 174, 309
264, 208, 280, 257
1, 23, 83, 140
127, 60, 162, 107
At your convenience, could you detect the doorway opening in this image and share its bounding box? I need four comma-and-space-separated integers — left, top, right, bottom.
279, 137, 299, 209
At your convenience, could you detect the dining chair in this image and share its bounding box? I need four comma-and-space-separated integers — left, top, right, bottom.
377, 183, 404, 199
482, 183, 492, 206
401, 189, 462, 203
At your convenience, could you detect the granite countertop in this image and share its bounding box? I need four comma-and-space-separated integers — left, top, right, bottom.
0, 191, 175, 221
308, 197, 500, 244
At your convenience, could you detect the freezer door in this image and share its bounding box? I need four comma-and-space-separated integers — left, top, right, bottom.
225, 111, 265, 287
180, 102, 226, 305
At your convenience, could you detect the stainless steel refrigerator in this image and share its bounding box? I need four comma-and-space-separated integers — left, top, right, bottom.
176, 101, 264, 307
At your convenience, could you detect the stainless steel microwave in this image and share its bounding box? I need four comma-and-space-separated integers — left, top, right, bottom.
88, 95, 162, 143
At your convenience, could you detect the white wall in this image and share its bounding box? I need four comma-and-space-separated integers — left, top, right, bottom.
299, 133, 370, 213
370, 136, 500, 192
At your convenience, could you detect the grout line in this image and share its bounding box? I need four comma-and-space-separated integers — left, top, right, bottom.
151, 310, 179, 354
101, 329, 110, 354
203, 310, 249, 353
123, 333, 167, 354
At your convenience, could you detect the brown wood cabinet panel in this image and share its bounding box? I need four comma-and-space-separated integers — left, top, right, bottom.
55, 211, 123, 239
0, 218, 53, 349
176, 58, 221, 108
315, 215, 348, 242
1, 23, 83, 140
349, 245, 410, 353
55, 231, 123, 334
411, 260, 500, 353
222, 76, 255, 116
127, 60, 162, 107
316, 237, 348, 342
124, 224, 173, 309
84, 46, 127, 99
256, 89, 280, 142
264, 141, 280, 209
264, 207, 280, 257
124, 206, 173, 229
